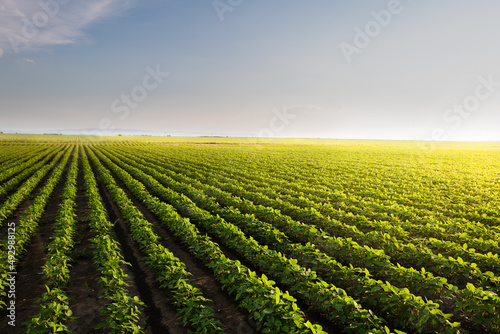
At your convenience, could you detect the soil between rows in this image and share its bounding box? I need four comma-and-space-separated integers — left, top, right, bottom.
2, 146, 337, 333
0, 148, 71, 333
0, 148, 145, 333
98, 149, 340, 333
96, 179, 183, 334
65, 149, 109, 333
92, 152, 258, 334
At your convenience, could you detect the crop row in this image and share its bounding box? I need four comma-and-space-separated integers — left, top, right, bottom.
25, 147, 80, 332
0, 147, 71, 310
185, 145, 499, 228
88, 146, 328, 334
81, 147, 145, 333
213, 181, 500, 289
237, 173, 500, 254
0, 146, 49, 182
0, 143, 46, 166
100, 147, 464, 333
86, 147, 224, 333
0, 145, 26, 166
139, 147, 500, 286
150, 144, 500, 240
105, 145, 500, 333
0, 147, 66, 229
155, 146, 500, 251
94, 146, 412, 334
0, 146, 60, 200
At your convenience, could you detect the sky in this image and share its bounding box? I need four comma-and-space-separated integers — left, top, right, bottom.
1, 0, 500, 141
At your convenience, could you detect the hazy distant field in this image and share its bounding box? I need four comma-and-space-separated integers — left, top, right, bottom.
1, 134, 499, 333
2, 133, 500, 149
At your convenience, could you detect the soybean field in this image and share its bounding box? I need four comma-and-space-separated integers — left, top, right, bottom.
0, 135, 499, 334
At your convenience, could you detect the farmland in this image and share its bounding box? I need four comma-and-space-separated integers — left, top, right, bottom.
0, 134, 499, 333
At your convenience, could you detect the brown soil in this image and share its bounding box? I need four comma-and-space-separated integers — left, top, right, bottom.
101, 163, 256, 333
91, 154, 250, 333
1, 146, 337, 334
1, 149, 140, 334
65, 152, 108, 333
98, 151, 340, 334
0, 150, 69, 333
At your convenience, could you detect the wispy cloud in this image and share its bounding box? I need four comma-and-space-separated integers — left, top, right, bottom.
0, 0, 135, 54
23, 57, 34, 63
0, 48, 4, 58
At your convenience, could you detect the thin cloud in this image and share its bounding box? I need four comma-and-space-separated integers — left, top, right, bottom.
23, 57, 34, 63
0, 48, 3, 58
0, 0, 135, 54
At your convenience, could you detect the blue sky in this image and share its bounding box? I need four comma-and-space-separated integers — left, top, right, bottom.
1, 0, 500, 140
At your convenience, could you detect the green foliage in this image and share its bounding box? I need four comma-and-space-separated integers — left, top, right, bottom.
2, 139, 499, 333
